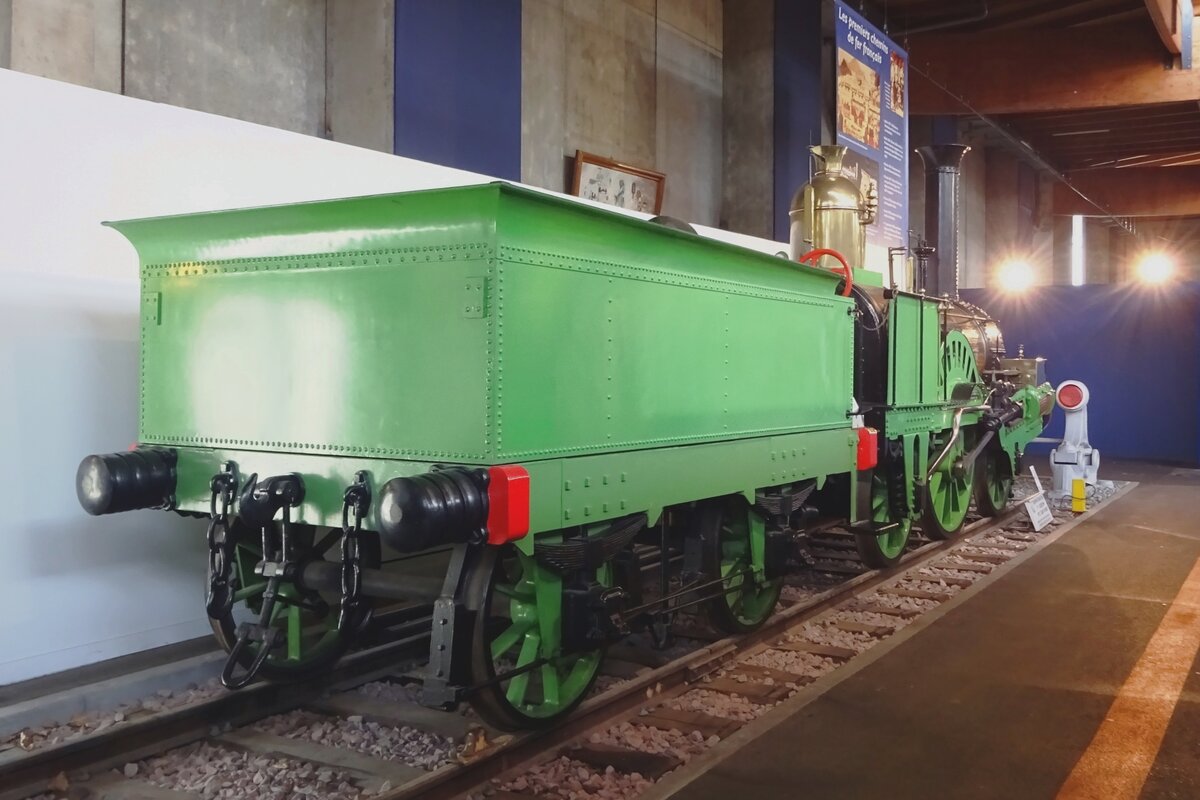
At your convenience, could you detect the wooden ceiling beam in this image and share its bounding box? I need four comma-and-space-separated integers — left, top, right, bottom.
1053, 166, 1200, 215
1078, 7, 1158, 25
1007, 109, 1199, 131
1063, 138, 1200, 156
989, 0, 1145, 29
1099, 150, 1200, 167
1002, 103, 1195, 126
1048, 132, 1200, 155
1144, 0, 1184, 54
1032, 120, 1200, 141
911, 24, 1200, 114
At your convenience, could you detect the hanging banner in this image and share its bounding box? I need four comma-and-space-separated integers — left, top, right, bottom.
834, 1, 908, 272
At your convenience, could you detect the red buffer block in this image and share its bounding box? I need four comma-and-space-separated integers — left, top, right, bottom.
487, 465, 531, 545
857, 427, 879, 470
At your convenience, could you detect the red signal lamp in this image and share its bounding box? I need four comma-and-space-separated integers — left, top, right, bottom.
1057, 383, 1085, 410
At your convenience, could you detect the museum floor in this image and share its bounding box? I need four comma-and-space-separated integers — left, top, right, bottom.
660, 460, 1200, 800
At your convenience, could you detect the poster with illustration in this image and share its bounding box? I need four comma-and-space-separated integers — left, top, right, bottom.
571, 151, 665, 214
835, 1, 908, 266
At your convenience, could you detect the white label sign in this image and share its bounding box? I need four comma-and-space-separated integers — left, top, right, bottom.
1024, 467, 1053, 532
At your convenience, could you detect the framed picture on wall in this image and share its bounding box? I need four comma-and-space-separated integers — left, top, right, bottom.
570, 150, 665, 214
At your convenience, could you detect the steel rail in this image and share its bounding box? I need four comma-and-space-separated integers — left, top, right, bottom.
384, 507, 1025, 800
0, 611, 433, 800
3, 508, 1024, 800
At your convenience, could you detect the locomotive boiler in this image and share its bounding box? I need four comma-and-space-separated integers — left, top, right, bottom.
77, 150, 1051, 729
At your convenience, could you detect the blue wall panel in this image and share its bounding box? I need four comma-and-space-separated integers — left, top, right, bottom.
962, 284, 1200, 465
394, 0, 521, 180
772, 1, 825, 242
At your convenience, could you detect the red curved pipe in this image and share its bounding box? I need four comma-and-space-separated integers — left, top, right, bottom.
797, 248, 854, 297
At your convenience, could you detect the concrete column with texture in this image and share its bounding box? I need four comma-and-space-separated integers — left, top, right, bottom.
124, 0, 327, 137
1084, 218, 1112, 284
0, 1, 11, 70
521, 0, 723, 226
521, 0, 569, 191
561, 1, 657, 178
9, 0, 121, 93
327, 0, 394, 153
655, 0, 721, 225
984, 146, 1023, 285
721, 0, 772, 238
1052, 215, 1073, 287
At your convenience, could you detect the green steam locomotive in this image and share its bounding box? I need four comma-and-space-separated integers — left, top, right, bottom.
76, 146, 1051, 729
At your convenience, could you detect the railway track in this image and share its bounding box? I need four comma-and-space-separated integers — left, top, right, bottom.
7, 480, 1130, 800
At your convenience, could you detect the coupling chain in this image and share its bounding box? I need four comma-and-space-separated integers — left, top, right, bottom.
338, 471, 373, 635
205, 465, 238, 618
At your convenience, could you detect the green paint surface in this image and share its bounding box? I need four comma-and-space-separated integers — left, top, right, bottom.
110, 183, 857, 532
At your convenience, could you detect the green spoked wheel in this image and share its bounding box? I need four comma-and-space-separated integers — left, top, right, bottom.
857, 474, 913, 568
208, 520, 380, 681
701, 497, 783, 634
974, 444, 1014, 517
923, 431, 976, 539
467, 542, 608, 730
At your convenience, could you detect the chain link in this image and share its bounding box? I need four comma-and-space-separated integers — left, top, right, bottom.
338, 473, 371, 635
205, 466, 238, 619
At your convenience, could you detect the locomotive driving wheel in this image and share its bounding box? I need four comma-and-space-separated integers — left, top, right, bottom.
701, 497, 783, 634
922, 430, 976, 539
857, 474, 912, 568
974, 443, 1014, 517
467, 542, 609, 730
208, 519, 380, 682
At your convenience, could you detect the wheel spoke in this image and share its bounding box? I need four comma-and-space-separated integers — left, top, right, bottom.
540, 664, 561, 708
495, 583, 534, 601
287, 605, 302, 661
233, 583, 266, 602
490, 619, 534, 661
562, 655, 598, 699
504, 632, 541, 707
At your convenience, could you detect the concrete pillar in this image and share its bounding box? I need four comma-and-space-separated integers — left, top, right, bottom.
1, 1, 11, 69
520, 0, 658, 190
1110, 227, 1130, 282
1084, 218, 1111, 283
655, 0, 722, 225
326, 0, 394, 152
124, 0, 326, 137
721, 0, 773, 238
521, 0, 568, 190
1051, 216, 1072, 286
10, 0, 122, 93
984, 147, 1021, 286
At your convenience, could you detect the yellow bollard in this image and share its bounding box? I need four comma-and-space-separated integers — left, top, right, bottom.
1071, 478, 1087, 512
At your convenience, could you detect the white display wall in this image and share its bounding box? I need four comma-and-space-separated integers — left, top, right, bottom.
0, 69, 785, 684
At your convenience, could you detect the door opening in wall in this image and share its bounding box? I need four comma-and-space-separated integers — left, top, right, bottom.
1071, 215, 1086, 286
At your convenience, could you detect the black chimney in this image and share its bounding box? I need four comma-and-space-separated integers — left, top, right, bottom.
917, 144, 970, 298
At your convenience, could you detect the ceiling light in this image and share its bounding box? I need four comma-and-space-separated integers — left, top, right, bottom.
1135, 252, 1173, 285
997, 259, 1035, 293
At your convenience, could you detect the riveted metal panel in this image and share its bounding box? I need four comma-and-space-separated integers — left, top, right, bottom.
112, 183, 861, 527
887, 292, 942, 408
493, 187, 856, 461
557, 428, 857, 528
111, 187, 500, 463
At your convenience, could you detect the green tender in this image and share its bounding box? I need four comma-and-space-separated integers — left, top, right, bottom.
109, 182, 859, 534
